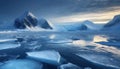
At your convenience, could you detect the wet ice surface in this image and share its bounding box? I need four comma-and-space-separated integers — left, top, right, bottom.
0, 31, 120, 69
0, 59, 43, 69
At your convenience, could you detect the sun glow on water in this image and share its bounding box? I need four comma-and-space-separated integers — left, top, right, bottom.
93, 35, 108, 42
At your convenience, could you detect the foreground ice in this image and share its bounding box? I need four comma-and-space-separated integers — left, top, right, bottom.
72, 40, 120, 69
0, 39, 20, 50
0, 43, 20, 50
76, 53, 120, 69
0, 39, 17, 43
27, 50, 62, 65
0, 59, 42, 69
59, 63, 82, 69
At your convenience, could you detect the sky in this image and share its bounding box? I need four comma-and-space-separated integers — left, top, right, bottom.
0, 0, 120, 24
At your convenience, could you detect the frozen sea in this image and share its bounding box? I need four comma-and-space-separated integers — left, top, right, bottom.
0, 30, 120, 69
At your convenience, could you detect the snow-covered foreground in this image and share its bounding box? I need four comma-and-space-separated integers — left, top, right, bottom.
0, 31, 120, 69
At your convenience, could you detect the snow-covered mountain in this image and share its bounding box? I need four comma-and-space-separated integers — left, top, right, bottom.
38, 18, 53, 29
54, 20, 101, 31
83, 20, 102, 30
14, 11, 38, 29
0, 12, 103, 31
0, 11, 53, 31
103, 14, 120, 30
14, 11, 53, 30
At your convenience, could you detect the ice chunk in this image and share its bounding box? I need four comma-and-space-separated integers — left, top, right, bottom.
0, 38, 20, 50
26, 50, 61, 65
59, 63, 82, 69
0, 59, 42, 69
0, 39, 17, 43
0, 42, 20, 50
84, 67, 92, 69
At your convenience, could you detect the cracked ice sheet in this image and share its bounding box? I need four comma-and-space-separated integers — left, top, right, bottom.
76, 53, 120, 69
73, 40, 120, 68
73, 40, 120, 56
26, 50, 61, 65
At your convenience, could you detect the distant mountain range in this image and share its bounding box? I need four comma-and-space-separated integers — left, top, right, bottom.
54, 20, 103, 31
0, 11, 120, 31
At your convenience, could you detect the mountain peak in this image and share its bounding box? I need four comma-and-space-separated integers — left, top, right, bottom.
114, 14, 120, 19
14, 11, 38, 29
83, 20, 93, 23
22, 11, 36, 19
104, 14, 120, 27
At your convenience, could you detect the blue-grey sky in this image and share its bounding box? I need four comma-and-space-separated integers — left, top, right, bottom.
0, 0, 120, 23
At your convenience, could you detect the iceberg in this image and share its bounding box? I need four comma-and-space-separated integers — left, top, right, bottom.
0, 43, 20, 50
26, 50, 62, 65
0, 59, 43, 69
0, 39, 17, 43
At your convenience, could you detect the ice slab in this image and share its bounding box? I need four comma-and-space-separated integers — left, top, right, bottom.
59, 63, 82, 69
0, 59, 42, 69
0, 43, 20, 50
27, 50, 61, 65
0, 38, 20, 50
0, 39, 17, 43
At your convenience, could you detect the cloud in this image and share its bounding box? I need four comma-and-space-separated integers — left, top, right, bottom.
0, 0, 120, 23
49, 6, 120, 24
